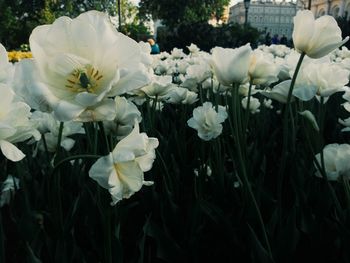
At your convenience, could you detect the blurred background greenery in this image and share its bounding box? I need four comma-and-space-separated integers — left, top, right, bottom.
0, 0, 261, 51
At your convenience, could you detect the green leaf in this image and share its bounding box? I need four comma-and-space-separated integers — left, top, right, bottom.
275, 206, 300, 260
247, 224, 274, 263
26, 243, 42, 263
143, 217, 184, 262
299, 110, 319, 131
0, 211, 5, 263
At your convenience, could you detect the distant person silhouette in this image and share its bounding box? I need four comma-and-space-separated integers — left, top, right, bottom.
265, 32, 271, 45
148, 38, 160, 54
272, 34, 280, 44
280, 34, 287, 45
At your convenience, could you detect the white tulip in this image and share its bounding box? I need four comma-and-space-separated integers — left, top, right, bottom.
187, 102, 228, 141
292, 62, 349, 101
315, 144, 350, 181
29, 11, 150, 122
211, 44, 252, 85
293, 10, 349, 59
241, 96, 261, 114
0, 44, 14, 85
141, 75, 175, 99
89, 121, 158, 205
0, 85, 40, 161
249, 50, 279, 86
103, 96, 142, 139
30, 111, 84, 152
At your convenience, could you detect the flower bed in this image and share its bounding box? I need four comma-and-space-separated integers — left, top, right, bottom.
0, 10, 350, 263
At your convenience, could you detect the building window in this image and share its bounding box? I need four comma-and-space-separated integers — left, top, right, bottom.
332, 6, 340, 17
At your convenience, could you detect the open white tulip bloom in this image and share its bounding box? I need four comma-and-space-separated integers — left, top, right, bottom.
29, 10, 150, 122
211, 44, 252, 85
248, 50, 279, 86
31, 111, 84, 152
141, 75, 174, 99
12, 59, 53, 112
292, 62, 349, 101
0, 85, 40, 162
293, 10, 349, 59
339, 117, 350, 132
187, 102, 228, 141
103, 96, 142, 139
185, 62, 212, 85
0, 44, 14, 85
241, 96, 261, 114
89, 121, 159, 205
165, 87, 198, 105
315, 144, 350, 181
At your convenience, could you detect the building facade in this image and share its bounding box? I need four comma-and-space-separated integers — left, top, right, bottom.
298, 0, 350, 19
228, 0, 297, 38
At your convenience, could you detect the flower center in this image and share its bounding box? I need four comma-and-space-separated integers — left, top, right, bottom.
65, 65, 103, 93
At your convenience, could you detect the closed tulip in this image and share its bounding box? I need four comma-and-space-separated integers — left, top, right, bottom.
211, 44, 252, 85
293, 10, 349, 59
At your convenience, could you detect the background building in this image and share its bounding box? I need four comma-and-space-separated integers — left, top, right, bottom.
229, 0, 297, 38
298, 0, 350, 18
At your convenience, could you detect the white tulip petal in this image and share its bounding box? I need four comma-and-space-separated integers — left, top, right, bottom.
0, 140, 25, 162
89, 153, 115, 190
293, 10, 315, 54
292, 85, 317, 101
53, 100, 85, 122
111, 68, 151, 96
261, 80, 293, 104
115, 161, 143, 194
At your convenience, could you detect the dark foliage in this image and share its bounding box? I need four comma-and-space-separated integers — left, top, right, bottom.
157, 22, 261, 53
337, 14, 350, 49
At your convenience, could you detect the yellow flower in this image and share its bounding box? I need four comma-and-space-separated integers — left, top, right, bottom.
7, 51, 32, 63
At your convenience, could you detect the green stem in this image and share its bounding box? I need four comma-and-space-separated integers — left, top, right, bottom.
0, 211, 4, 263
83, 122, 93, 151
51, 121, 65, 236
98, 121, 111, 154
198, 84, 204, 104
342, 175, 350, 209
41, 133, 51, 165
232, 83, 273, 261
313, 152, 343, 213
105, 207, 112, 263
244, 81, 253, 134
318, 97, 326, 172
55, 122, 64, 158
277, 52, 305, 221
51, 154, 101, 177
155, 149, 172, 195
301, 119, 343, 214
148, 95, 158, 133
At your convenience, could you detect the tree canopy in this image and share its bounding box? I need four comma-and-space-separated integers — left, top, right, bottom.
0, 0, 150, 49
139, 0, 230, 27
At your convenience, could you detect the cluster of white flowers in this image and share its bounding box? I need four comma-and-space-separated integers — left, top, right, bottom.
0, 11, 158, 206
1, 9, 350, 206
30, 111, 85, 152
